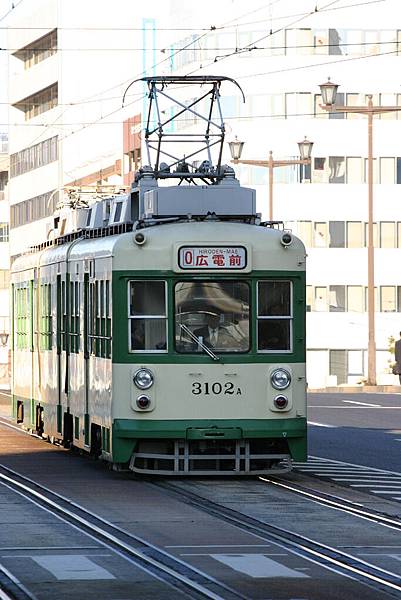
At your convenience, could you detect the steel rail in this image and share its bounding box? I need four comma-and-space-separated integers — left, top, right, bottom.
0, 464, 244, 600
153, 481, 401, 598
260, 476, 401, 531
0, 563, 36, 600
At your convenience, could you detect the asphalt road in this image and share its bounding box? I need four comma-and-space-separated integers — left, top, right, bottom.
308, 392, 401, 472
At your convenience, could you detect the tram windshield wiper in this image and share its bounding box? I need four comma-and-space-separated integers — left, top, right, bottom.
178, 323, 220, 361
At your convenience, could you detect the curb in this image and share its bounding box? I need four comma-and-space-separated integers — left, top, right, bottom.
308, 385, 401, 393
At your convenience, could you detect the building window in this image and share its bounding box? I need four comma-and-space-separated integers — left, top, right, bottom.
0, 133, 7, 153
380, 94, 397, 120
329, 156, 345, 183
314, 222, 328, 247
380, 222, 396, 247
346, 222, 363, 247
364, 158, 379, 183
313, 29, 328, 54
380, 286, 396, 312
10, 190, 58, 228
329, 221, 345, 248
380, 157, 395, 182
314, 95, 328, 119
348, 350, 364, 376
329, 92, 345, 119
314, 287, 328, 311
0, 270, 10, 289
0, 223, 9, 242
364, 222, 378, 247
10, 136, 58, 178
13, 29, 57, 69
347, 286, 364, 312
297, 221, 313, 247
328, 28, 343, 54
285, 92, 312, 118
329, 286, 346, 312
14, 83, 58, 121
329, 349, 347, 385
346, 93, 361, 119
285, 29, 313, 55
346, 157, 363, 183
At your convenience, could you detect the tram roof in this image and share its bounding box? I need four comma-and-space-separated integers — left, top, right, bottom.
11, 221, 306, 274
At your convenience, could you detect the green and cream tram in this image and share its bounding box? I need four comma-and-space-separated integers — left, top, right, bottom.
11, 75, 307, 475
11, 168, 307, 475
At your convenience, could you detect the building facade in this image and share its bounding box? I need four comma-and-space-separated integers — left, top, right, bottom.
163, 0, 401, 387
6, 0, 165, 256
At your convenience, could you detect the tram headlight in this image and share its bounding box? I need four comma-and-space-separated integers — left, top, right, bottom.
270, 368, 291, 390
133, 368, 154, 390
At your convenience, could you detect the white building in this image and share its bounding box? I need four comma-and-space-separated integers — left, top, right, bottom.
162, 0, 401, 387
6, 0, 167, 255
6, 0, 401, 387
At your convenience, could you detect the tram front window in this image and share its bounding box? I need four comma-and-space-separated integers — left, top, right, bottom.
175, 281, 250, 353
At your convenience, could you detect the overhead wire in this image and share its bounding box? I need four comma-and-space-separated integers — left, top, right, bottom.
209, 0, 344, 64
5, 0, 394, 171
0, 0, 385, 30
2, 39, 400, 52
54, 2, 300, 151
5, 44, 400, 133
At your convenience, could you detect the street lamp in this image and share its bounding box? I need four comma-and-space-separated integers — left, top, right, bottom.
319, 78, 339, 107
318, 78, 401, 386
228, 137, 313, 221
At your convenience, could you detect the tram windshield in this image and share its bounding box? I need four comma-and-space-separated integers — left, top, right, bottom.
175, 281, 250, 353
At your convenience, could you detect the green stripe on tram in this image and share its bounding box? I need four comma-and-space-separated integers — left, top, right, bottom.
112, 417, 307, 463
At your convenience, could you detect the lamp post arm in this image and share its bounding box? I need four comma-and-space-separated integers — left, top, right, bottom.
320, 104, 401, 116
232, 158, 311, 168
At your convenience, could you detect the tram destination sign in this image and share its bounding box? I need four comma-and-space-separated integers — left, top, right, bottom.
179, 246, 247, 270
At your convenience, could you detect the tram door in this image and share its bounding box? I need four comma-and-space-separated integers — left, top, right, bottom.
56, 274, 63, 435
83, 272, 90, 446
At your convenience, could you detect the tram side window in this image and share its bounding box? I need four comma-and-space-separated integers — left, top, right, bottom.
15, 286, 29, 350
88, 279, 112, 358
129, 281, 167, 352
69, 280, 80, 353
257, 281, 292, 352
39, 283, 52, 350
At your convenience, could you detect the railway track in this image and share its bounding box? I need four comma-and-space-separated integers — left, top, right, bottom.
260, 475, 401, 529
153, 479, 401, 598
1, 406, 401, 597
0, 463, 244, 600
0, 564, 35, 600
